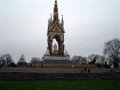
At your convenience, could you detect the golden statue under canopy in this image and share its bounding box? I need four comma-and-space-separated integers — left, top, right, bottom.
53, 43, 58, 51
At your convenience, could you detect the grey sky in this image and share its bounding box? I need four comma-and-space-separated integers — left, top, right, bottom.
0, 0, 120, 62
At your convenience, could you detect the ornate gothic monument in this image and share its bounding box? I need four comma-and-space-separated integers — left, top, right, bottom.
47, 0, 64, 56
43, 0, 70, 62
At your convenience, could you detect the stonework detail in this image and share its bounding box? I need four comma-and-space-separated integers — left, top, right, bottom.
43, 56, 70, 61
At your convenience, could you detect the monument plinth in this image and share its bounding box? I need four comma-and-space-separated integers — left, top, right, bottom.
43, 50, 70, 61
42, 0, 70, 63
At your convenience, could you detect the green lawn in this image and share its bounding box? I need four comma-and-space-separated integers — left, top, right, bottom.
0, 80, 120, 90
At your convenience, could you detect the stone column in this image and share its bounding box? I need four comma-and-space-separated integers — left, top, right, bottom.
48, 41, 52, 55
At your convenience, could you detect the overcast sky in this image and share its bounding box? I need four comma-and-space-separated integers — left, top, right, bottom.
0, 0, 120, 62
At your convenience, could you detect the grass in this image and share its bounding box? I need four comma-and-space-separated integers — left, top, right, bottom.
0, 80, 120, 90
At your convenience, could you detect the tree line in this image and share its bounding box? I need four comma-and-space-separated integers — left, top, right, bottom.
72, 38, 120, 68
0, 54, 41, 68
0, 38, 120, 68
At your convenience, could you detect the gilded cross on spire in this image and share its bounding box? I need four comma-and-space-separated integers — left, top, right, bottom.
53, 0, 59, 21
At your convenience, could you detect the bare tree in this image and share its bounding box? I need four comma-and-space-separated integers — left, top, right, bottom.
71, 56, 87, 64
0, 54, 16, 67
88, 54, 107, 64
104, 38, 120, 68
0, 56, 5, 67
31, 57, 40, 64
88, 54, 99, 64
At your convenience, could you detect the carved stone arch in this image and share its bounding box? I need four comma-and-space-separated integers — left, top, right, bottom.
48, 34, 64, 56
52, 34, 61, 42
52, 34, 61, 55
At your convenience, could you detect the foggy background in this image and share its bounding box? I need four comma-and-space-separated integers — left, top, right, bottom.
0, 0, 120, 62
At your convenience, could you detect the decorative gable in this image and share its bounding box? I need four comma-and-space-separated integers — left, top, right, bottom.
49, 21, 65, 33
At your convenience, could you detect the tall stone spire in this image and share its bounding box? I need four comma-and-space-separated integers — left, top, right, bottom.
53, 0, 59, 22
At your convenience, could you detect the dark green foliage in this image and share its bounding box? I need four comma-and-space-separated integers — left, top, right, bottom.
0, 80, 120, 90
